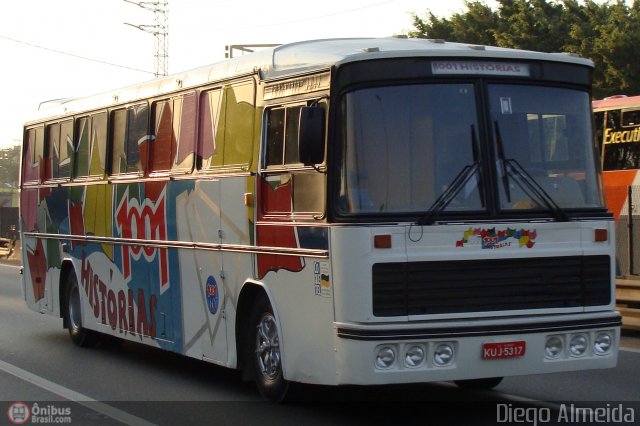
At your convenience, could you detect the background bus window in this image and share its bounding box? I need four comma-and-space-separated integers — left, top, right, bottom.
622, 109, 640, 127
111, 104, 148, 175
602, 109, 640, 170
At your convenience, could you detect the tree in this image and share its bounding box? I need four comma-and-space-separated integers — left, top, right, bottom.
0, 145, 21, 187
409, 0, 640, 98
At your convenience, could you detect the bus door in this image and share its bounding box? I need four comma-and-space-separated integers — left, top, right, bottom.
191, 81, 257, 362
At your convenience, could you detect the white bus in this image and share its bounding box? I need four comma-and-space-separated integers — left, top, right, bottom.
20, 37, 620, 401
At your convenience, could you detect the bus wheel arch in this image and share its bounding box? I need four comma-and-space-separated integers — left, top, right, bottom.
235, 282, 290, 402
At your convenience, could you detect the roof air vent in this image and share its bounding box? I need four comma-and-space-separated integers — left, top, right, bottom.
362, 47, 380, 53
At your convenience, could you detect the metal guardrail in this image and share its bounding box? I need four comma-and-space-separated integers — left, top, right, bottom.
616, 279, 640, 330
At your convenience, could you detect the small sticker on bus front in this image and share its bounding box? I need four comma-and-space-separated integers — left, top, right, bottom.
313, 261, 331, 298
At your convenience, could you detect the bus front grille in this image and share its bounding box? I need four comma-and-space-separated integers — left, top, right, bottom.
372, 255, 611, 317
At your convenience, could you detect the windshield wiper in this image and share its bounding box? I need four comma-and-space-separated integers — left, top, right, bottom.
419, 125, 483, 225
503, 159, 569, 221
493, 121, 569, 222
494, 122, 511, 202
471, 125, 486, 208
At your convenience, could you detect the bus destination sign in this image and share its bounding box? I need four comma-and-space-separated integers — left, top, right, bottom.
432, 61, 530, 77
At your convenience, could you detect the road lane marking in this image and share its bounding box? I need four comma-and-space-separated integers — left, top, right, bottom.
0, 359, 157, 426
620, 346, 640, 354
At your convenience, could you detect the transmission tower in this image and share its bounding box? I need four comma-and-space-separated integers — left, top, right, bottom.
124, 0, 169, 77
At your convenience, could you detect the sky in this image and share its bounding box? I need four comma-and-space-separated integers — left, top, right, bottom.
0, 0, 491, 150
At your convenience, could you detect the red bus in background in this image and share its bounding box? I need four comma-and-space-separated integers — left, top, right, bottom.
593, 95, 640, 274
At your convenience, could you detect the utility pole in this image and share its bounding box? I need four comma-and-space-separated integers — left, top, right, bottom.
124, 0, 169, 77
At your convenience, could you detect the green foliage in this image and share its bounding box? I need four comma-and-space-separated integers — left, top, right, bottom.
0, 145, 21, 187
409, 0, 640, 98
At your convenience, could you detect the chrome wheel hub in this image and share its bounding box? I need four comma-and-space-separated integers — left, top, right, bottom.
255, 312, 281, 380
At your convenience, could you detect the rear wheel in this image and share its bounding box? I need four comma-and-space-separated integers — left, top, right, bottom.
64, 272, 98, 347
455, 377, 503, 390
249, 296, 289, 402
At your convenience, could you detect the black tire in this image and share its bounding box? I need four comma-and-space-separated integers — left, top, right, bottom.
248, 296, 289, 402
455, 376, 503, 390
64, 272, 98, 347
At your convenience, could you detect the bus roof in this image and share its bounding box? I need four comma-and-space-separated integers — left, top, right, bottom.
27, 37, 594, 123
592, 95, 640, 111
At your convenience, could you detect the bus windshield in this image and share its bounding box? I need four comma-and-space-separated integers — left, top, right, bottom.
489, 84, 603, 211
338, 83, 603, 217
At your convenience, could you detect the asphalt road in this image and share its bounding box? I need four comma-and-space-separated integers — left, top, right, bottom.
1, 262, 639, 425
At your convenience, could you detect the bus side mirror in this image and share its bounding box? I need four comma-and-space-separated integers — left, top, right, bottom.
299, 106, 325, 166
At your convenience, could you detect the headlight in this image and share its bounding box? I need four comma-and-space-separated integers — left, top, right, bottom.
545, 336, 563, 359
594, 332, 613, 355
375, 346, 396, 369
433, 343, 454, 366
404, 345, 425, 367
569, 334, 588, 357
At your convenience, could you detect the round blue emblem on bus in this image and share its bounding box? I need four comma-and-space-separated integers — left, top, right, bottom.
206, 276, 219, 315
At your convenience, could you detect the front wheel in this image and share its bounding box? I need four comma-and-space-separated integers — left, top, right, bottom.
64, 272, 98, 347
249, 296, 289, 402
454, 377, 503, 390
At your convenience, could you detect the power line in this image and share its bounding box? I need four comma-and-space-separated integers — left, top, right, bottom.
124, 0, 169, 77
0, 34, 155, 75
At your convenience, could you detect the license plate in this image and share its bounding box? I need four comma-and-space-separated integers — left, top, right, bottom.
482, 341, 526, 360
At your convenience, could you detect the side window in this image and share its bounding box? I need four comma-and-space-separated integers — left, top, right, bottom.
261, 100, 326, 218
45, 121, 74, 180
75, 117, 90, 177
198, 81, 255, 171
265, 105, 303, 167
223, 82, 254, 168
151, 99, 174, 173
74, 112, 107, 179
173, 92, 196, 172
22, 126, 44, 184
198, 88, 224, 169
59, 120, 73, 178
92, 112, 107, 176
151, 92, 195, 174
622, 109, 640, 127
111, 103, 148, 175
45, 122, 59, 180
